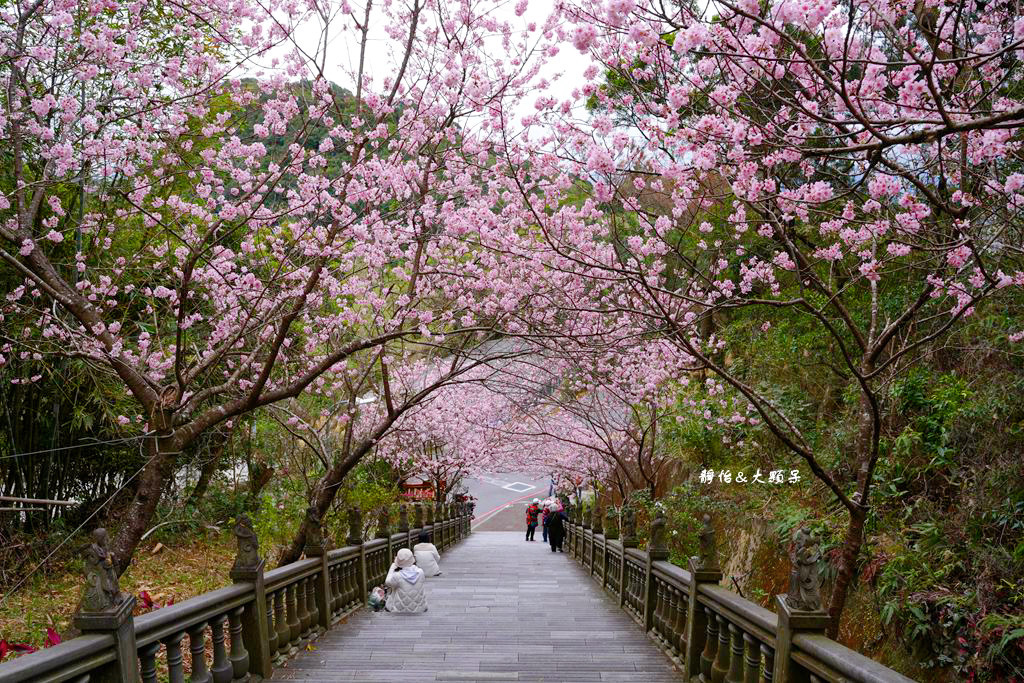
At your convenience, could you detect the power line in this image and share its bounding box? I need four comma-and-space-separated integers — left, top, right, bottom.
0, 434, 156, 461
0, 441, 157, 610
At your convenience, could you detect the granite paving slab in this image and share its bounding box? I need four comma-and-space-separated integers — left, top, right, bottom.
269, 531, 683, 683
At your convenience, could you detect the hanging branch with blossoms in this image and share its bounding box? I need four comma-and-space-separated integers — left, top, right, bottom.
491, 0, 1024, 634
0, 0, 559, 572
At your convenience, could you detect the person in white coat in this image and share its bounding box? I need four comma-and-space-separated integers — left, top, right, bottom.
413, 532, 442, 576
385, 548, 427, 613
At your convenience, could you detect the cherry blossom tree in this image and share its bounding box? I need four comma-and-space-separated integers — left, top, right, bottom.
495, 0, 1024, 634
0, 0, 557, 572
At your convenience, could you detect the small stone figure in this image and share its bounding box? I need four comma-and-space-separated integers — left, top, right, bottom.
785, 527, 823, 612
377, 506, 391, 538
398, 504, 410, 533
306, 506, 324, 550
695, 514, 718, 570
604, 507, 619, 539
81, 528, 128, 612
347, 507, 363, 546
649, 508, 668, 555
621, 506, 637, 541
232, 515, 261, 571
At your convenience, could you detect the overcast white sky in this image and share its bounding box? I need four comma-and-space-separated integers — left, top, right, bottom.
283, 0, 593, 124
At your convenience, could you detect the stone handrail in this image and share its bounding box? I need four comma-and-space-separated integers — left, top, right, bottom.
0, 501, 474, 682
564, 510, 918, 683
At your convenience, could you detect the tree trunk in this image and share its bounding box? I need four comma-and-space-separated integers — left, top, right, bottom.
277, 448, 365, 566
186, 424, 235, 508
827, 507, 866, 639
111, 436, 181, 576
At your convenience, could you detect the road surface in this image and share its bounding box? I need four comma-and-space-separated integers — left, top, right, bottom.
464, 471, 552, 531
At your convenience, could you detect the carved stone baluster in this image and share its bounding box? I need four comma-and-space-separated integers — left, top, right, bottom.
742, 633, 760, 683
298, 577, 311, 642
761, 644, 775, 682
655, 581, 667, 637
228, 605, 250, 680
188, 622, 212, 683
286, 582, 301, 650
266, 588, 278, 658
329, 564, 340, 615
163, 631, 187, 683
664, 585, 678, 651
274, 589, 289, 659
726, 623, 744, 683
210, 613, 232, 683
712, 613, 731, 683
139, 641, 161, 683
673, 587, 687, 655
699, 604, 718, 683
307, 572, 320, 633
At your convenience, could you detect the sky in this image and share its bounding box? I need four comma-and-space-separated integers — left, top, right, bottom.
284, 0, 593, 124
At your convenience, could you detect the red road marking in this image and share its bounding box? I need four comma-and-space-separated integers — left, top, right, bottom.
472, 490, 540, 526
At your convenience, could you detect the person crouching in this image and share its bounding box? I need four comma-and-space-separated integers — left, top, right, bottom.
413, 532, 442, 576
385, 548, 427, 613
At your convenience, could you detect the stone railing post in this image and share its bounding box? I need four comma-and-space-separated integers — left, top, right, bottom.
229, 515, 273, 678
73, 528, 139, 683
434, 501, 444, 549
303, 507, 331, 634
398, 503, 410, 549
347, 507, 367, 606
620, 506, 638, 608
603, 507, 619, 590
644, 508, 669, 633
684, 514, 722, 680
377, 506, 391, 564
774, 528, 829, 682
412, 502, 424, 549
590, 504, 603, 576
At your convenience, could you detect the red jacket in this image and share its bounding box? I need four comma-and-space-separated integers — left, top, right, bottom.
526, 504, 540, 525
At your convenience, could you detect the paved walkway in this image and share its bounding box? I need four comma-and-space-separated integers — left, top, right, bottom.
270, 531, 683, 682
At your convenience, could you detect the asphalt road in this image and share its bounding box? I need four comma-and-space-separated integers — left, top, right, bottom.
464, 471, 553, 531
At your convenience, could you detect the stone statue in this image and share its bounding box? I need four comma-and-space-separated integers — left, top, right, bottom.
649, 508, 668, 555
398, 503, 410, 532
695, 514, 718, 570
604, 507, 619, 540
232, 515, 261, 571
785, 527, 823, 612
621, 506, 637, 541
346, 507, 363, 546
413, 502, 424, 528
377, 506, 391, 538
81, 528, 128, 612
305, 506, 324, 550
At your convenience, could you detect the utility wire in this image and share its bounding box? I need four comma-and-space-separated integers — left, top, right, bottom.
0, 440, 157, 610
0, 433, 157, 461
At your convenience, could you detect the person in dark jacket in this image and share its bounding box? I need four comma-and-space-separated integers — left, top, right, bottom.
541, 501, 551, 543
526, 499, 541, 541
547, 501, 566, 553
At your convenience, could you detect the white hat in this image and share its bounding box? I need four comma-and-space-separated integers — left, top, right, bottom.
532, 498, 540, 504
395, 548, 415, 568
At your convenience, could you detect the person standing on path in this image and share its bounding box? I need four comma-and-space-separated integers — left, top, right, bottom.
541, 500, 551, 543
526, 499, 541, 541
547, 501, 566, 553
384, 548, 427, 613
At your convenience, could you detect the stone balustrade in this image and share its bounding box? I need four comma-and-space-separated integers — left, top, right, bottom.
564, 507, 919, 683
0, 502, 474, 683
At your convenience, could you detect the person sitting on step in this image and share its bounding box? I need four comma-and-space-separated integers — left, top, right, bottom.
385, 548, 427, 613
413, 531, 442, 576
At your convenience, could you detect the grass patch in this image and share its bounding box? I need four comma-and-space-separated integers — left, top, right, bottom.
0, 529, 234, 652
